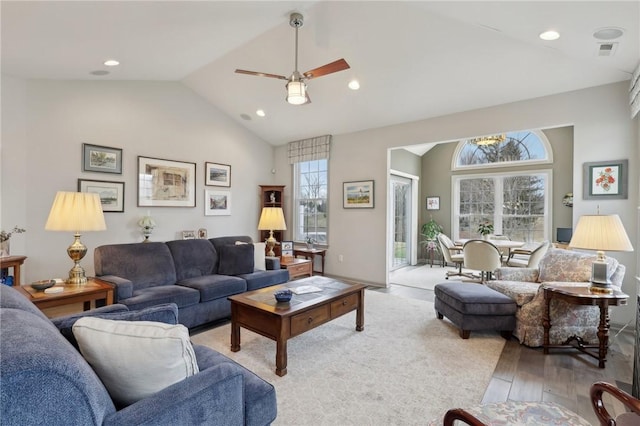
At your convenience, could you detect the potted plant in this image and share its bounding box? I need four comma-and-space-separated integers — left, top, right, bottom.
477, 221, 494, 239
420, 218, 443, 260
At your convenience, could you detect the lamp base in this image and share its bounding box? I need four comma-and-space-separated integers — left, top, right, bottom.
589, 254, 612, 294
67, 264, 88, 285
265, 230, 278, 257
66, 233, 88, 285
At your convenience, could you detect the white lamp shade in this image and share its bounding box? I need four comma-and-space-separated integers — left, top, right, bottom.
569, 214, 633, 252
45, 192, 107, 232
138, 216, 156, 228
287, 81, 306, 105
258, 207, 287, 231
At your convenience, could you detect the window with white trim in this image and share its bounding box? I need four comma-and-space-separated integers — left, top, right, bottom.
453, 131, 552, 242
293, 159, 328, 245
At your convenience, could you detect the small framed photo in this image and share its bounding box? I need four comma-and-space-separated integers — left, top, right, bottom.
197, 228, 208, 239
343, 180, 374, 209
205, 189, 231, 216
281, 241, 293, 257
205, 162, 231, 187
583, 159, 628, 200
83, 143, 122, 174
138, 156, 196, 207
426, 196, 440, 211
182, 230, 196, 240
78, 179, 125, 213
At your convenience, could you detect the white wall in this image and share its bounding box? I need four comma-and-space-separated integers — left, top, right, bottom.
1, 78, 277, 282
276, 81, 638, 326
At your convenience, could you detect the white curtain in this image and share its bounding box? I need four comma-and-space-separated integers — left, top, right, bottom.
287, 135, 331, 164
630, 61, 640, 118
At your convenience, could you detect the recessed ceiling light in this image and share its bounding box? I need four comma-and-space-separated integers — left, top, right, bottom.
256, 109, 266, 117
348, 80, 360, 90
240, 113, 252, 121
90, 70, 110, 76
104, 60, 120, 67
593, 27, 624, 40
539, 30, 560, 41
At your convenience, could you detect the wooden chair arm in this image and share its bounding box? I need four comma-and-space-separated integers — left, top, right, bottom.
590, 381, 640, 425
443, 408, 486, 426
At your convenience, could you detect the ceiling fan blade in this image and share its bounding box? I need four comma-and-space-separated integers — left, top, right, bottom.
235, 69, 288, 80
303, 59, 350, 80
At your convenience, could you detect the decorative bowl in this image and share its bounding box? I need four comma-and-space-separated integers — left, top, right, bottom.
31, 280, 56, 291
274, 289, 293, 303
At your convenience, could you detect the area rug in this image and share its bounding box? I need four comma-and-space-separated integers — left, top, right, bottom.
191, 290, 505, 425
389, 264, 479, 290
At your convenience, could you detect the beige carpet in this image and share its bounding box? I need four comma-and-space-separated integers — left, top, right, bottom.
191, 290, 505, 425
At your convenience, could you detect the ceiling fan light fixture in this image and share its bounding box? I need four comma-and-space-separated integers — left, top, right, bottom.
287, 81, 307, 105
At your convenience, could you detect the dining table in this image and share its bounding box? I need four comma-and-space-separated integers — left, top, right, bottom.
456, 238, 525, 262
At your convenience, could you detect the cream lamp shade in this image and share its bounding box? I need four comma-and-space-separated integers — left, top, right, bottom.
569, 214, 633, 292
45, 191, 107, 284
258, 207, 287, 256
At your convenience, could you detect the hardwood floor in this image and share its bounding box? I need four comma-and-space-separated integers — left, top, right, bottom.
369, 283, 635, 424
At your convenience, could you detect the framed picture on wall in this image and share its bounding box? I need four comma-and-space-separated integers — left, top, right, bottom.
138, 156, 196, 207
82, 143, 122, 174
583, 159, 628, 200
343, 180, 374, 209
204, 189, 231, 216
78, 179, 125, 213
205, 162, 231, 187
426, 196, 440, 210
281, 241, 293, 257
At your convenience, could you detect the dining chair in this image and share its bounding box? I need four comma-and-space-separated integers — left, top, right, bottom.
437, 234, 475, 280
506, 241, 549, 268
462, 239, 502, 283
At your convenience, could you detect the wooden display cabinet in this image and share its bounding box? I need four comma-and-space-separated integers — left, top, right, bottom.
259, 185, 285, 257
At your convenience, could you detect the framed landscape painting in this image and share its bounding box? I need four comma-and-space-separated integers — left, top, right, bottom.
205, 162, 231, 187
78, 179, 124, 213
343, 180, 374, 209
83, 143, 122, 174
205, 189, 231, 216
138, 156, 196, 207
583, 159, 628, 200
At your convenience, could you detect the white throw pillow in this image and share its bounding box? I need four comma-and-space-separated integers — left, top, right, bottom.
72, 317, 199, 406
236, 241, 266, 271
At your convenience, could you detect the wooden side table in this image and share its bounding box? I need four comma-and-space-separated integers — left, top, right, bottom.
280, 258, 312, 280
15, 278, 114, 312
1, 255, 27, 286
542, 285, 628, 368
293, 247, 327, 275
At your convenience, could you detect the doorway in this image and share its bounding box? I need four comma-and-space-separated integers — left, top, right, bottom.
390, 174, 413, 271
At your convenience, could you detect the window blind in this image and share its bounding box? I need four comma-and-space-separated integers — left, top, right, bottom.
287, 135, 331, 164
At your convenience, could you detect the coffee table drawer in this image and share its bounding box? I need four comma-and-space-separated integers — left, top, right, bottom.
291, 304, 330, 335
331, 293, 359, 317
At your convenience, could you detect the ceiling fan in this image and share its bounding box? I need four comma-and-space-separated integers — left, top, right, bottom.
235, 12, 350, 105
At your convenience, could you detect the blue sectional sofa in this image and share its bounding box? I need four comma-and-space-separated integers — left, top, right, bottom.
94, 236, 289, 329
0, 284, 277, 425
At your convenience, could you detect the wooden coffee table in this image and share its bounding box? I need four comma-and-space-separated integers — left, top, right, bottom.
229, 276, 366, 376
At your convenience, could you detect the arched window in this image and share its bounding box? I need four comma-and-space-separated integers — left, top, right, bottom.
453, 130, 551, 169
451, 130, 553, 242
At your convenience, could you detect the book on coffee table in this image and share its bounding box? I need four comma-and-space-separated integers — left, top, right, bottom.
291, 285, 322, 295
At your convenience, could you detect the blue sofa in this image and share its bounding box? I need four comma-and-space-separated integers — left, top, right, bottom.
94, 236, 289, 328
0, 284, 277, 425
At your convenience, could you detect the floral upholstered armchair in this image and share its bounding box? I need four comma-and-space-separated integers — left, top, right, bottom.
484, 248, 625, 347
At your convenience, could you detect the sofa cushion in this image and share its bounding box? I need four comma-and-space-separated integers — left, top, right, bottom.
218, 243, 254, 276
120, 285, 200, 311
236, 241, 266, 271
166, 239, 217, 281
94, 242, 177, 289
53, 303, 179, 349
73, 317, 199, 407
239, 269, 291, 291
178, 275, 247, 302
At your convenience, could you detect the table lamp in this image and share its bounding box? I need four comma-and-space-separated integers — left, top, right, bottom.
45, 192, 107, 284
569, 214, 633, 293
258, 207, 287, 257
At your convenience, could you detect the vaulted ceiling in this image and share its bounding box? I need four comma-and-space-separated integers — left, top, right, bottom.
3, 1, 638, 147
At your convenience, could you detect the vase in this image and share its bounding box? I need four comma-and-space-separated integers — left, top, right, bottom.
306, 242, 314, 250
483, 235, 489, 241
0, 240, 9, 257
